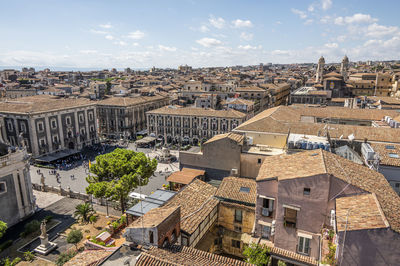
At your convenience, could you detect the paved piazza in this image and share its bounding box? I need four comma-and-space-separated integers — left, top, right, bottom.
30, 143, 180, 196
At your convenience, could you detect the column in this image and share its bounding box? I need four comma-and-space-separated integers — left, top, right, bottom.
57, 114, 65, 149
44, 116, 53, 153
74, 111, 80, 147
28, 117, 39, 157
84, 109, 90, 144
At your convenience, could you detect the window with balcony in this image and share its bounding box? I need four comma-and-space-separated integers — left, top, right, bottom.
231, 240, 241, 249
0, 182, 7, 195
37, 122, 44, 133
261, 225, 271, 239
284, 206, 297, 228
262, 198, 274, 217
66, 116, 71, 126
51, 119, 57, 129
235, 209, 243, 223
7, 121, 13, 132
297, 236, 311, 255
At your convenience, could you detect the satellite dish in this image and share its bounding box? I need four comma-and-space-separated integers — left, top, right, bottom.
339, 135, 343, 139
348, 134, 355, 141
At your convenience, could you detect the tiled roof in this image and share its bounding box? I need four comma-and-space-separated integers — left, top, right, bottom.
233, 106, 400, 143
97, 94, 167, 106
64, 249, 114, 266
128, 206, 179, 228
236, 86, 266, 92
166, 168, 205, 185
203, 132, 244, 145
0, 95, 96, 114
147, 106, 246, 119
257, 149, 400, 233
335, 193, 389, 231
163, 179, 218, 234
215, 177, 256, 205
256, 238, 318, 266
136, 245, 252, 266
370, 143, 400, 167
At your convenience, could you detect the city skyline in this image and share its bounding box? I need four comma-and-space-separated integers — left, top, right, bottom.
1, 0, 399, 69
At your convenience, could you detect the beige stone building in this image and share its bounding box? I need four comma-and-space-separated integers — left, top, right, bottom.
213, 177, 256, 258
97, 94, 169, 139
0, 95, 98, 159
146, 106, 246, 145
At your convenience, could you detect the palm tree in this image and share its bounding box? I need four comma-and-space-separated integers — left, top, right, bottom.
74, 202, 95, 224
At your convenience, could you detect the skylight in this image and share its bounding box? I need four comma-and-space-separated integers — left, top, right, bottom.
240, 187, 250, 193
385, 145, 395, 150
389, 153, 400, 159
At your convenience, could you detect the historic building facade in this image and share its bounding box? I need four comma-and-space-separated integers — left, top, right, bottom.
147, 106, 246, 145
0, 95, 98, 158
0, 117, 35, 227
97, 94, 169, 139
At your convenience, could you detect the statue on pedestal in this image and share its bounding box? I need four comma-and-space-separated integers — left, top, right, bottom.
34, 220, 57, 255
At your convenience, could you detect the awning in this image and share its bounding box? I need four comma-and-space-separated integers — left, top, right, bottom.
34, 149, 80, 163
135, 136, 156, 144
166, 168, 205, 185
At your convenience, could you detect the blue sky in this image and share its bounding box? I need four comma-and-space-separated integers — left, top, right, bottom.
1, 0, 399, 69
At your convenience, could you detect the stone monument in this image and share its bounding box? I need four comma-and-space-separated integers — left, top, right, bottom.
34, 220, 57, 255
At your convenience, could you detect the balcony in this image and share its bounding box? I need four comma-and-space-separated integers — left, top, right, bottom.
297, 245, 311, 256
261, 208, 273, 217
284, 216, 296, 228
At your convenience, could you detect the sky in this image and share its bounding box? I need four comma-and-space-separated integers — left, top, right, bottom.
1, 0, 400, 69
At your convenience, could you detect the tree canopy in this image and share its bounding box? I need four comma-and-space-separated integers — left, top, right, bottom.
86, 148, 157, 214
243, 243, 271, 266
0, 221, 7, 239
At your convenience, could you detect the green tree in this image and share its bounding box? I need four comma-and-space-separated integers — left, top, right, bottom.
0, 220, 7, 239
86, 148, 157, 214
105, 81, 111, 95
67, 229, 83, 250
74, 203, 96, 224
2, 257, 21, 266
243, 243, 271, 266
23, 251, 35, 262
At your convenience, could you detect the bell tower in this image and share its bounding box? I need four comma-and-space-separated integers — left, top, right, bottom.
341, 55, 349, 81
316, 56, 325, 83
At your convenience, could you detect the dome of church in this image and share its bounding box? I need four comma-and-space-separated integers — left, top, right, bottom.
318, 56, 325, 64
342, 55, 349, 63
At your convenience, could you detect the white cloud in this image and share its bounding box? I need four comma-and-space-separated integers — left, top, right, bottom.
271, 49, 290, 56
209, 16, 225, 29
114, 41, 127, 46
105, 35, 114, 40
158, 45, 177, 52
321, 0, 332, 10
99, 23, 112, 29
238, 45, 261, 50
127, 30, 145, 40
132, 42, 139, 47
291, 9, 307, 19
90, 29, 108, 35
304, 19, 314, 25
276, 21, 282, 25
79, 50, 98, 54
324, 42, 338, 48
240, 32, 253, 41
232, 19, 253, 28
308, 4, 315, 12
200, 25, 209, 33
196, 37, 222, 47
336, 35, 346, 42
334, 13, 378, 25
320, 16, 331, 24
366, 23, 399, 38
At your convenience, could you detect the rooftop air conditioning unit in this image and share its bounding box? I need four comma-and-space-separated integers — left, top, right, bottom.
271, 220, 276, 236
247, 136, 253, 145
330, 210, 336, 227
231, 168, 238, 176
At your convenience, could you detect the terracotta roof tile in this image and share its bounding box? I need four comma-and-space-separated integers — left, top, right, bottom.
147, 106, 246, 119
166, 168, 205, 185
215, 177, 256, 205
136, 245, 252, 265
335, 193, 389, 231
163, 179, 218, 234
370, 143, 400, 167
203, 132, 244, 145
